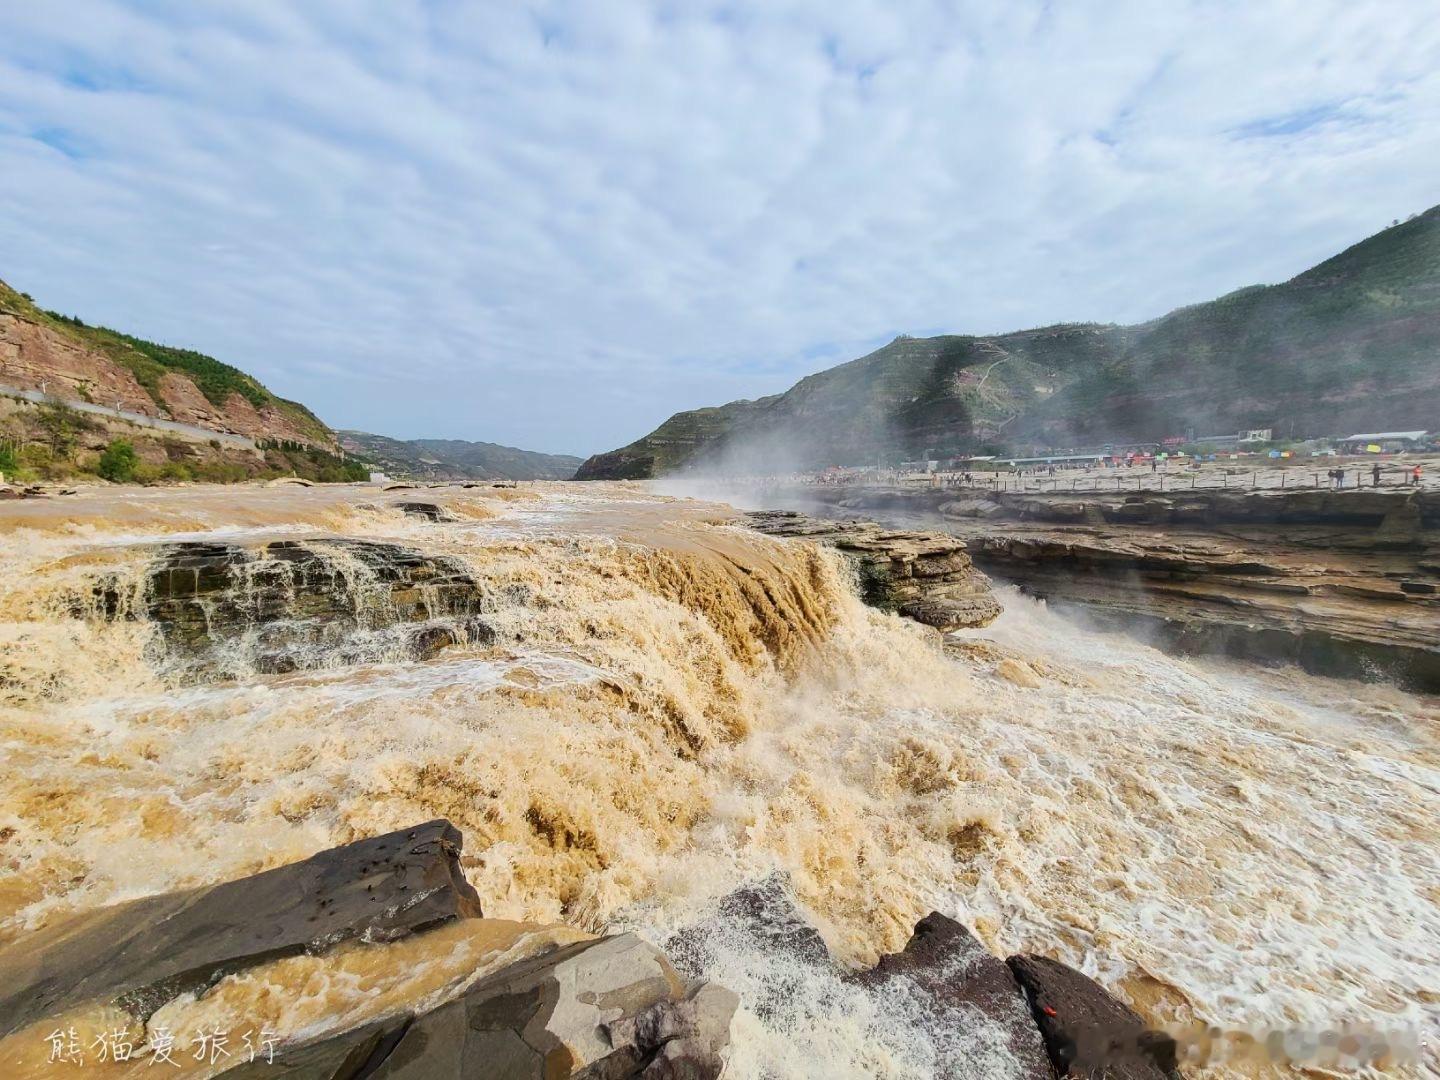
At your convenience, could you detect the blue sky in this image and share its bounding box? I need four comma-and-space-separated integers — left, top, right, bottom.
1, 2, 1437, 456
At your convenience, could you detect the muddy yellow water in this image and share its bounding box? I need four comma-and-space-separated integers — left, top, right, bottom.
0, 482, 1436, 1077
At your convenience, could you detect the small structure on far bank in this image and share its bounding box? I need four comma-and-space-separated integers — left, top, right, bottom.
1341, 430, 1430, 453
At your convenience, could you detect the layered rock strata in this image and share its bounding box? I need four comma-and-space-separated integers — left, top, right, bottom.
773, 486, 1440, 691
0, 304, 329, 447
95, 538, 495, 678
744, 510, 1001, 631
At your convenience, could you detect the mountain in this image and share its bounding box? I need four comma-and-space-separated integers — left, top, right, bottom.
338, 431, 583, 481
0, 280, 332, 447
0, 279, 365, 483
576, 207, 1440, 479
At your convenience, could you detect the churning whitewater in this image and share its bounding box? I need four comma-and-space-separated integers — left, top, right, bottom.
0, 483, 1436, 1077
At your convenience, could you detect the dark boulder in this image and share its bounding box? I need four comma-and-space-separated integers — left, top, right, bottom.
855, 914, 1053, 1078
0, 820, 482, 1038
663, 875, 835, 1031
1007, 954, 1180, 1079
666, 873, 832, 978
670, 882, 1061, 1077
394, 500, 458, 523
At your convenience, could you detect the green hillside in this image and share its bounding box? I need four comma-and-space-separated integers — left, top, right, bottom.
577, 207, 1440, 478
0, 280, 332, 445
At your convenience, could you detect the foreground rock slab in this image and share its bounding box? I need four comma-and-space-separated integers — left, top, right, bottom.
0, 820, 483, 1039
1009, 954, 1181, 1079
225, 935, 737, 1080
0, 821, 737, 1079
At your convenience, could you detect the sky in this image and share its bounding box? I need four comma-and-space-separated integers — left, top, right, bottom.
2, 2, 1438, 457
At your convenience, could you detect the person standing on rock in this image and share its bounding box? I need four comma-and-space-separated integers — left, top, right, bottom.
1373, 463, 1382, 487
1413, 464, 1423, 486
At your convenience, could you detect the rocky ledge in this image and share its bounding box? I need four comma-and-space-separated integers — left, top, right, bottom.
94, 538, 495, 679
745, 510, 1001, 632
777, 486, 1440, 691
0, 824, 1183, 1079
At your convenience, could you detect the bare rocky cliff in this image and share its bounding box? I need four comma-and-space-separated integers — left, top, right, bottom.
770, 483, 1440, 692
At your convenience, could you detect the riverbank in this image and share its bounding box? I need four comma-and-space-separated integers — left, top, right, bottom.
728, 482, 1440, 692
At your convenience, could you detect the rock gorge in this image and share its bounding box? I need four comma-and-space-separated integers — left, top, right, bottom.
4, 483, 1433, 1077
773, 484, 1440, 692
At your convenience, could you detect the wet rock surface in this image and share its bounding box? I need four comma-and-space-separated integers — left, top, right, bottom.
856, 914, 1054, 1078
234, 936, 737, 1080
1009, 954, 1181, 1079
669, 877, 1181, 1078
0, 822, 738, 1079
746, 510, 1001, 631
97, 537, 495, 677
773, 485, 1440, 691
0, 821, 1189, 1078
665, 873, 834, 1013
0, 820, 483, 1038
394, 500, 459, 522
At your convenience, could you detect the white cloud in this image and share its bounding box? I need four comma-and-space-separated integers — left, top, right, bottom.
1, 0, 1436, 455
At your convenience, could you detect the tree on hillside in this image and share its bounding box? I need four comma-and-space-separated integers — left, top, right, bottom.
35, 403, 86, 461
98, 439, 139, 483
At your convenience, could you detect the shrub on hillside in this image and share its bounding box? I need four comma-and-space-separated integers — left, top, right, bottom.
97, 439, 140, 483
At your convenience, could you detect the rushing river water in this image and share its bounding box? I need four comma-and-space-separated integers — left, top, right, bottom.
0, 483, 1436, 1077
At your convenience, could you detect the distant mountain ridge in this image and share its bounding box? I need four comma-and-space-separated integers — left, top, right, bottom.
577, 206, 1440, 479
339, 430, 582, 481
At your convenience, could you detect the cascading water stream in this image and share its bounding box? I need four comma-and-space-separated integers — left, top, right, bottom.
0, 483, 1435, 1077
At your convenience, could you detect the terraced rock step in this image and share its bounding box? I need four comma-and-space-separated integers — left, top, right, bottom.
745, 510, 1001, 631
767, 485, 1440, 691
96, 537, 495, 678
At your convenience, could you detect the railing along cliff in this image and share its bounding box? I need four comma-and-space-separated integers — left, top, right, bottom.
0, 381, 259, 450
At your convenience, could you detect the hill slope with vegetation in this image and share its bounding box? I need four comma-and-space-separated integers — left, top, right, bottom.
0, 279, 332, 446
338, 431, 582, 481
577, 206, 1440, 478
0, 278, 367, 484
